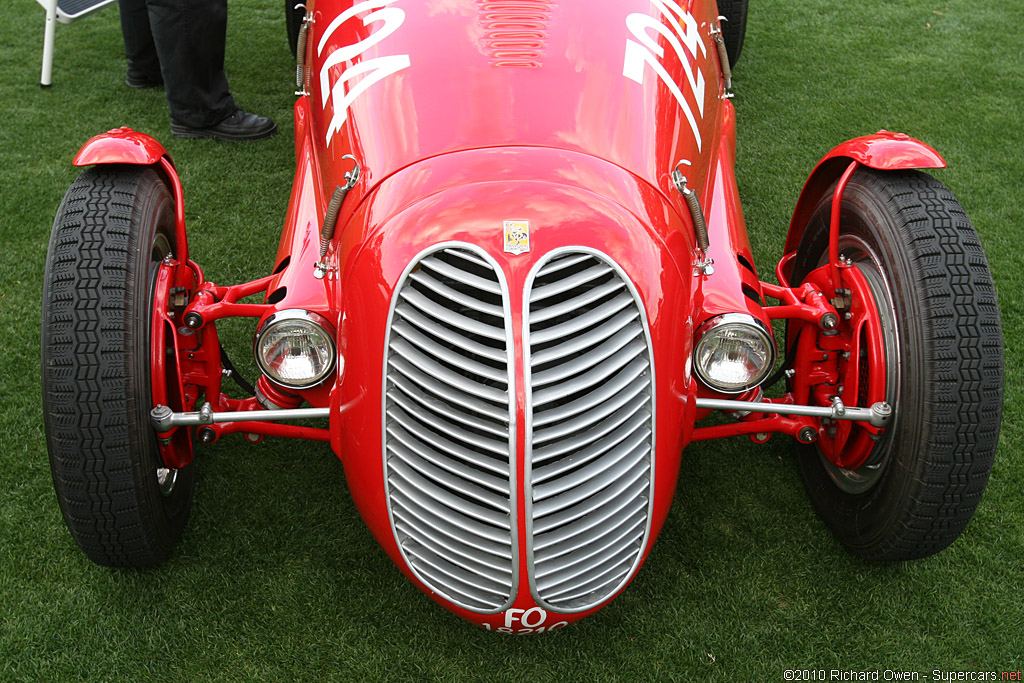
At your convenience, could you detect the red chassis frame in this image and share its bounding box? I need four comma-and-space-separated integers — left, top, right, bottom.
71, 126, 941, 476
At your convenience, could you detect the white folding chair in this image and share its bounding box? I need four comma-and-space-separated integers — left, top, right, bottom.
38, 0, 118, 86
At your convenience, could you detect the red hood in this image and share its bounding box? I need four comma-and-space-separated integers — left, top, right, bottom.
306, 0, 725, 214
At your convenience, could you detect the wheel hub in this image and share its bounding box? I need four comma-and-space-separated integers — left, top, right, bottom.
799, 250, 895, 474
156, 467, 178, 496
149, 256, 196, 470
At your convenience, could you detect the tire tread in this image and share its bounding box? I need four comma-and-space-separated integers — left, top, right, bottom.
42, 166, 191, 568
884, 172, 1000, 559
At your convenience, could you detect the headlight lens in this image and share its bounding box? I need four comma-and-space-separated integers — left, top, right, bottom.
693, 313, 775, 393
254, 310, 337, 388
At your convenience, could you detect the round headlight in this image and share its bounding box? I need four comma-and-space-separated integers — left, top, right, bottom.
254, 310, 337, 389
693, 313, 775, 393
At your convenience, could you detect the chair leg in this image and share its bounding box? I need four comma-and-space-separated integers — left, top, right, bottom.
41, 2, 56, 86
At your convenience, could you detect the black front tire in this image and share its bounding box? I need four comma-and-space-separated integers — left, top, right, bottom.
286, 0, 305, 57
791, 168, 1003, 561
717, 0, 748, 66
42, 165, 194, 567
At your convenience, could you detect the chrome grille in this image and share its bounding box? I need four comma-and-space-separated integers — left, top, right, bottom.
526, 250, 654, 612
384, 245, 515, 613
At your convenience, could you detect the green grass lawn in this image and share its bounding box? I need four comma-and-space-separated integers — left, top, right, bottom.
2, 0, 1022, 680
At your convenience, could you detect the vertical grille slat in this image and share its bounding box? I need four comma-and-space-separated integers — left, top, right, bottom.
395, 306, 507, 362
527, 251, 654, 612
532, 349, 647, 408
388, 404, 511, 460
388, 355, 508, 421
392, 321, 508, 382
529, 291, 634, 345
391, 492, 511, 555
386, 381, 508, 438
531, 322, 644, 387
530, 309, 640, 366
385, 245, 514, 614
399, 289, 506, 341
389, 338, 508, 403
533, 390, 650, 445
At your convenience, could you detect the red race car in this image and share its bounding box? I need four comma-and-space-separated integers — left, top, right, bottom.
42, 0, 1003, 633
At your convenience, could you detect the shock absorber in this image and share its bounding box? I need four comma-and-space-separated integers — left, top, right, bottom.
710, 16, 733, 93
671, 161, 714, 275
313, 156, 360, 279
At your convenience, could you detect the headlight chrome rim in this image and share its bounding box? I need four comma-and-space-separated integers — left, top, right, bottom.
693, 312, 776, 394
254, 309, 338, 389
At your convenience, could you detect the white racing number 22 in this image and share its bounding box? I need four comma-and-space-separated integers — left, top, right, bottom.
623, 0, 707, 151
317, 0, 411, 147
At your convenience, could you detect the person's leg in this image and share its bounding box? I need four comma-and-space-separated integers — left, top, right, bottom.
146, 0, 236, 128
117, 0, 162, 87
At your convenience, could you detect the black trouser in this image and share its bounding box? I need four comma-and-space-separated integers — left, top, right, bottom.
117, 0, 236, 128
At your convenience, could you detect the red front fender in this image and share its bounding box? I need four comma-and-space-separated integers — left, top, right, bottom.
780, 131, 946, 276
73, 127, 190, 265
73, 126, 169, 166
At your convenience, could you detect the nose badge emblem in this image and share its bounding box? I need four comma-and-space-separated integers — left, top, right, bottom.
503, 220, 530, 255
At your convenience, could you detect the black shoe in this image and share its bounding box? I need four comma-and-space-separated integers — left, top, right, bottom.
170, 109, 278, 141
125, 69, 162, 89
